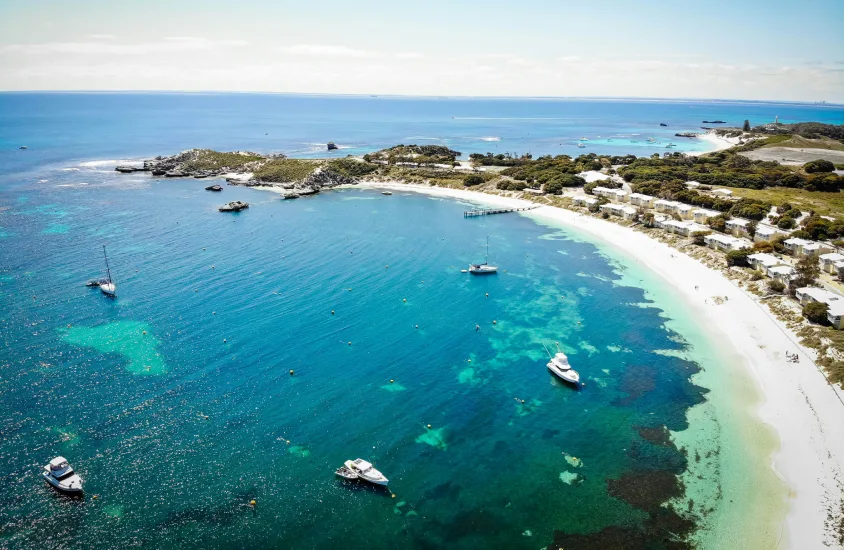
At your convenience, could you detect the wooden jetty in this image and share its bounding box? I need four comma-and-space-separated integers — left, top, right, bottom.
464, 205, 539, 218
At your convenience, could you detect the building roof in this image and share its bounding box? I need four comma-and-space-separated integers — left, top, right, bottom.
748, 253, 782, 267
802, 242, 831, 252
629, 193, 654, 200
692, 208, 721, 217
820, 253, 845, 262
784, 237, 810, 246
797, 287, 844, 317
726, 218, 750, 227
767, 265, 794, 275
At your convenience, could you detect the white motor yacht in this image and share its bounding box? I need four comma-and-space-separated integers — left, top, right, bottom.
42, 457, 84, 495
345, 459, 389, 486
544, 344, 581, 386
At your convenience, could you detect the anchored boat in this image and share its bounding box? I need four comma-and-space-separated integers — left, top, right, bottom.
344, 459, 389, 486
469, 236, 498, 274
42, 457, 84, 495
99, 245, 116, 297
544, 343, 580, 386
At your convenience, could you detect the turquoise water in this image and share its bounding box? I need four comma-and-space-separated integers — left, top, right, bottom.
1, 93, 827, 548
1, 176, 711, 549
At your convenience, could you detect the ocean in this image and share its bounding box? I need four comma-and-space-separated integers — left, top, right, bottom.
0, 93, 839, 549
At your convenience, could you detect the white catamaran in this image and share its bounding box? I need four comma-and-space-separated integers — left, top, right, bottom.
99, 245, 116, 297
469, 236, 498, 274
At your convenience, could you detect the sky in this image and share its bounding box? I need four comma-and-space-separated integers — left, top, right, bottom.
0, 0, 843, 102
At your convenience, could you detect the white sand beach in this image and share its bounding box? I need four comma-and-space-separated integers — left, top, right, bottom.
693, 131, 742, 156
349, 181, 844, 549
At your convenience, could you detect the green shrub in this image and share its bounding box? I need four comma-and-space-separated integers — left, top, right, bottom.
803, 159, 836, 173
464, 174, 485, 187
726, 249, 750, 267
803, 301, 830, 324
767, 279, 785, 293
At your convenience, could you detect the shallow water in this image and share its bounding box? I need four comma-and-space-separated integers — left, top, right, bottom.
1, 171, 715, 549
0, 93, 816, 549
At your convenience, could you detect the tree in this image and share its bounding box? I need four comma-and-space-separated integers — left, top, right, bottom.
752, 241, 774, 253
793, 255, 820, 288
743, 120, 751, 132
691, 230, 710, 246
803, 159, 835, 173
463, 174, 485, 187
709, 214, 728, 233
726, 249, 750, 267
803, 301, 829, 325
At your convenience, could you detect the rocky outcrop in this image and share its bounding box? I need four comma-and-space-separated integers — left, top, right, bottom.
205, 185, 223, 192
219, 201, 249, 212
115, 165, 148, 173
118, 149, 364, 193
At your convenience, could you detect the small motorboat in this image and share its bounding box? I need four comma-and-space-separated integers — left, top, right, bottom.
19, 146, 28, 150
345, 459, 389, 486
327, 142, 339, 151
335, 465, 359, 480
42, 457, 83, 495
577, 143, 586, 148
544, 343, 580, 386
85, 277, 109, 287
205, 184, 223, 192
579, 137, 588, 141
381, 191, 392, 195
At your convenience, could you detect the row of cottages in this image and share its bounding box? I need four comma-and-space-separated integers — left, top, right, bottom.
600, 203, 638, 220
653, 200, 722, 224
692, 208, 721, 224
592, 187, 629, 203
796, 287, 844, 329
783, 238, 835, 258
704, 233, 752, 252
754, 224, 789, 243
820, 252, 845, 280
659, 220, 710, 237
747, 253, 795, 284
573, 196, 598, 208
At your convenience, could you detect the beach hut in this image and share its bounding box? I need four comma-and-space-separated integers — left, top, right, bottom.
796, 287, 844, 329
748, 253, 783, 273
726, 218, 751, 237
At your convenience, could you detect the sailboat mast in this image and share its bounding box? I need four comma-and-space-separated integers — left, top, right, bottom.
103, 245, 113, 283
485, 235, 489, 264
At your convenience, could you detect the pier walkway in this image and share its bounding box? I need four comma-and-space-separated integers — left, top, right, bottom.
463, 205, 539, 218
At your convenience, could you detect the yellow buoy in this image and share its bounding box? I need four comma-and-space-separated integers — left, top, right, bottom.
331, 310, 335, 315
348, 341, 352, 345
92, 494, 99, 500
211, 265, 215, 269
403, 298, 407, 303
249, 499, 256, 506
391, 494, 396, 498
485, 293, 489, 297
212, 311, 216, 315
289, 369, 294, 375
286, 440, 290, 444
415, 325, 419, 329
390, 379, 394, 383
223, 338, 227, 343
385, 265, 389, 268
492, 320, 497, 324
426, 424, 432, 429
467, 359, 471, 363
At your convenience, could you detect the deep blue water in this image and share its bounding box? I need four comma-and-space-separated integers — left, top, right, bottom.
1, 93, 842, 185
0, 93, 838, 549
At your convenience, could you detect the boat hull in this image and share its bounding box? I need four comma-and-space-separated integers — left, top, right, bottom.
42, 473, 83, 495
547, 364, 580, 386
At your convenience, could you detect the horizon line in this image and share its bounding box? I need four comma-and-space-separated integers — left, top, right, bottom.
0, 90, 842, 108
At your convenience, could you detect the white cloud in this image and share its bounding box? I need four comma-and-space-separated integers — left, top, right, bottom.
276, 44, 422, 60
2, 37, 248, 55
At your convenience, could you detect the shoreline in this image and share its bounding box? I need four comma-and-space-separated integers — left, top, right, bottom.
690, 130, 742, 156
344, 181, 844, 549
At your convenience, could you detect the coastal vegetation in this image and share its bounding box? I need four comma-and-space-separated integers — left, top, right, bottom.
363, 144, 461, 166
252, 159, 323, 183
171, 149, 266, 173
